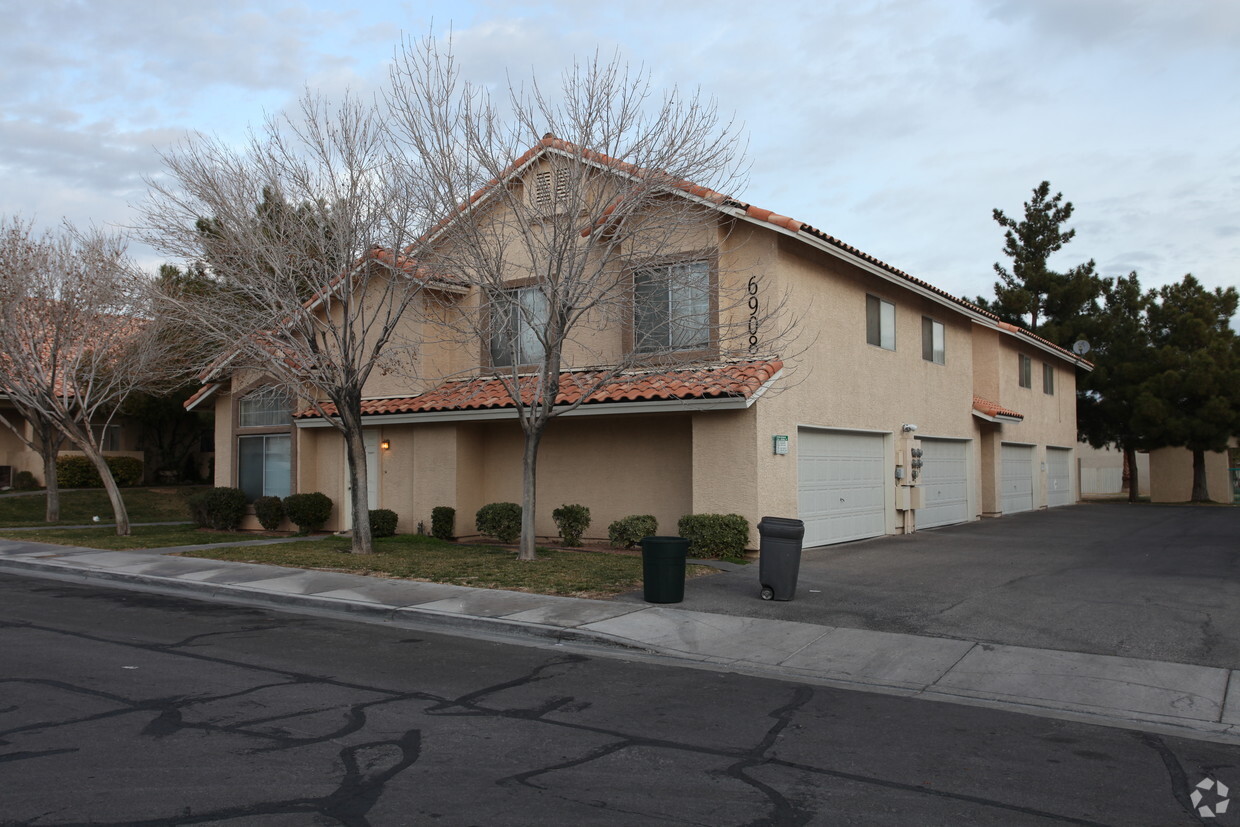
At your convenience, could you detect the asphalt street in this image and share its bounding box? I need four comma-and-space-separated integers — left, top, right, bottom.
639, 504, 1240, 669
2, 572, 1239, 826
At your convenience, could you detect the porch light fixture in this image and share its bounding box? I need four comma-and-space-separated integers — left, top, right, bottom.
381, 439, 391, 451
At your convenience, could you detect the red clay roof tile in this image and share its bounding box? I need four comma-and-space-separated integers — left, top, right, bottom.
972, 394, 1024, 421
297, 360, 783, 419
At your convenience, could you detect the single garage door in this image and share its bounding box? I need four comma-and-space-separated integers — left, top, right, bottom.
918, 438, 970, 528
798, 429, 886, 547
1001, 443, 1035, 514
1046, 447, 1073, 507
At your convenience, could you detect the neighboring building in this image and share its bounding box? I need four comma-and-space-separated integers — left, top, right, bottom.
1077, 443, 1150, 497
1148, 442, 1237, 504
0, 399, 144, 487
190, 138, 1091, 546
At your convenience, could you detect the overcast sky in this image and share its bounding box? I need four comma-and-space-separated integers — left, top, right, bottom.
3, 0, 1237, 308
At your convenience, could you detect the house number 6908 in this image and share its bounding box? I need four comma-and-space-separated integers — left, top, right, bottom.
747, 275, 760, 354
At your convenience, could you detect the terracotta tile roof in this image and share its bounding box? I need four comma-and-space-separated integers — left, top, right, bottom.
297, 360, 783, 419
183, 382, 219, 411
972, 394, 1024, 421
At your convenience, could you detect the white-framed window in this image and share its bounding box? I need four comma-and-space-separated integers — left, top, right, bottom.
1018, 354, 1032, 388
866, 295, 895, 350
922, 317, 945, 365
1043, 362, 1055, 395
489, 285, 549, 367
238, 434, 291, 501
634, 261, 711, 352
238, 386, 292, 428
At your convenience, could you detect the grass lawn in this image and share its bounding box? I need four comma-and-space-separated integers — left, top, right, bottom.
0, 523, 261, 550
0, 487, 200, 527
180, 534, 716, 599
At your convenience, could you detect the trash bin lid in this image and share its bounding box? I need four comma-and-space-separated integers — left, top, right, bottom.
758, 516, 805, 540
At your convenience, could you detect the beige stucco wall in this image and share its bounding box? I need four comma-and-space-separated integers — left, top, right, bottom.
1148, 446, 1233, 503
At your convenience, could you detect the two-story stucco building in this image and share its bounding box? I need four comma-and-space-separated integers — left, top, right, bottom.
190, 137, 1090, 547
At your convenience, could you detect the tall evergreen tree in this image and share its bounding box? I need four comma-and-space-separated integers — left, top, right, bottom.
977, 181, 1103, 346
1077, 273, 1155, 501
1133, 275, 1240, 502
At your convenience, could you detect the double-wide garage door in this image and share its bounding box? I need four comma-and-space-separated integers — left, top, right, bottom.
798, 429, 886, 547
918, 438, 970, 528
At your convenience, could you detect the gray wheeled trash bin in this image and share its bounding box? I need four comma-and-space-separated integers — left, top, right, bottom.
757, 516, 805, 601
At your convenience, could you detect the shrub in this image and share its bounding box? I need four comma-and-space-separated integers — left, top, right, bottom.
552, 503, 591, 547
56, 455, 99, 488
607, 514, 658, 549
475, 502, 521, 543
369, 508, 398, 538
282, 492, 333, 534
55, 455, 144, 488
253, 496, 285, 531
187, 487, 248, 530
431, 506, 455, 541
677, 513, 750, 559
11, 470, 39, 491
108, 456, 144, 487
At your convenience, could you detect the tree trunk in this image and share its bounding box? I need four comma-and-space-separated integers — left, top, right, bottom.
1191, 449, 1209, 502
518, 427, 543, 562
344, 425, 374, 555
41, 436, 61, 522
79, 445, 130, 535
1124, 446, 1139, 504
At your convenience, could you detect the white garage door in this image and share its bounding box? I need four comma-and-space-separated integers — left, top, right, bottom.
918, 438, 970, 528
1001, 443, 1035, 514
798, 429, 887, 547
1046, 447, 1073, 507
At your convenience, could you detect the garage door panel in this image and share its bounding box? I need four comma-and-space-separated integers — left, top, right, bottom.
798, 430, 886, 547
918, 438, 969, 528
1001, 443, 1034, 514
1047, 447, 1072, 507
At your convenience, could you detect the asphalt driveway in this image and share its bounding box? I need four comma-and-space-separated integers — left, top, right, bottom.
631, 504, 1240, 669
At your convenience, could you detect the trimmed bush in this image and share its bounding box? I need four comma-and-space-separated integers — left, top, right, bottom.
369, 508, 398, 538
607, 514, 658, 549
55, 454, 144, 488
282, 492, 333, 533
677, 513, 750, 559
552, 503, 591, 547
108, 456, 144, 487
12, 470, 39, 490
431, 506, 455, 541
188, 487, 248, 530
475, 502, 521, 543
253, 496, 285, 531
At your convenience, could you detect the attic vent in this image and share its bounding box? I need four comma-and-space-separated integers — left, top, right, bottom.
532, 168, 571, 209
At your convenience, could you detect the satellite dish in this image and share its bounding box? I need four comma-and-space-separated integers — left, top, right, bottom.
1072, 340, 1091, 355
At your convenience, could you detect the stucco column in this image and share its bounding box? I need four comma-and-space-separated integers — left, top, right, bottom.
691, 407, 760, 545
978, 424, 1002, 517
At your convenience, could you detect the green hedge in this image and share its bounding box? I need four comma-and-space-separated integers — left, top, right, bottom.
188, 487, 248, 530
283, 492, 333, 533
11, 470, 39, 491
369, 508, 398, 538
431, 506, 455, 540
677, 513, 750, 559
56, 455, 144, 488
476, 502, 521, 543
552, 503, 591, 547
607, 514, 658, 549
253, 496, 285, 531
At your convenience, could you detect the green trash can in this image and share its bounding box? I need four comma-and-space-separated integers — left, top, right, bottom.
640, 536, 689, 604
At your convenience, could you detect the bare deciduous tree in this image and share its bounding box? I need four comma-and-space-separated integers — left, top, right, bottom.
0, 217, 171, 534
140, 94, 437, 554
388, 39, 793, 560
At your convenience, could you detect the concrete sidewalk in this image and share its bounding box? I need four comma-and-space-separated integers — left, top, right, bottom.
2, 537, 1237, 746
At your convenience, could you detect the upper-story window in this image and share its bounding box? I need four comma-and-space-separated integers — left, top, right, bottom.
921, 317, 945, 365
238, 386, 292, 427
1018, 354, 1032, 388
1043, 362, 1055, 395
634, 261, 710, 352
866, 295, 895, 350
489, 285, 549, 368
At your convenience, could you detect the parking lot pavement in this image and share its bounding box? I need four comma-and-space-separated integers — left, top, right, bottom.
637, 503, 1240, 669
